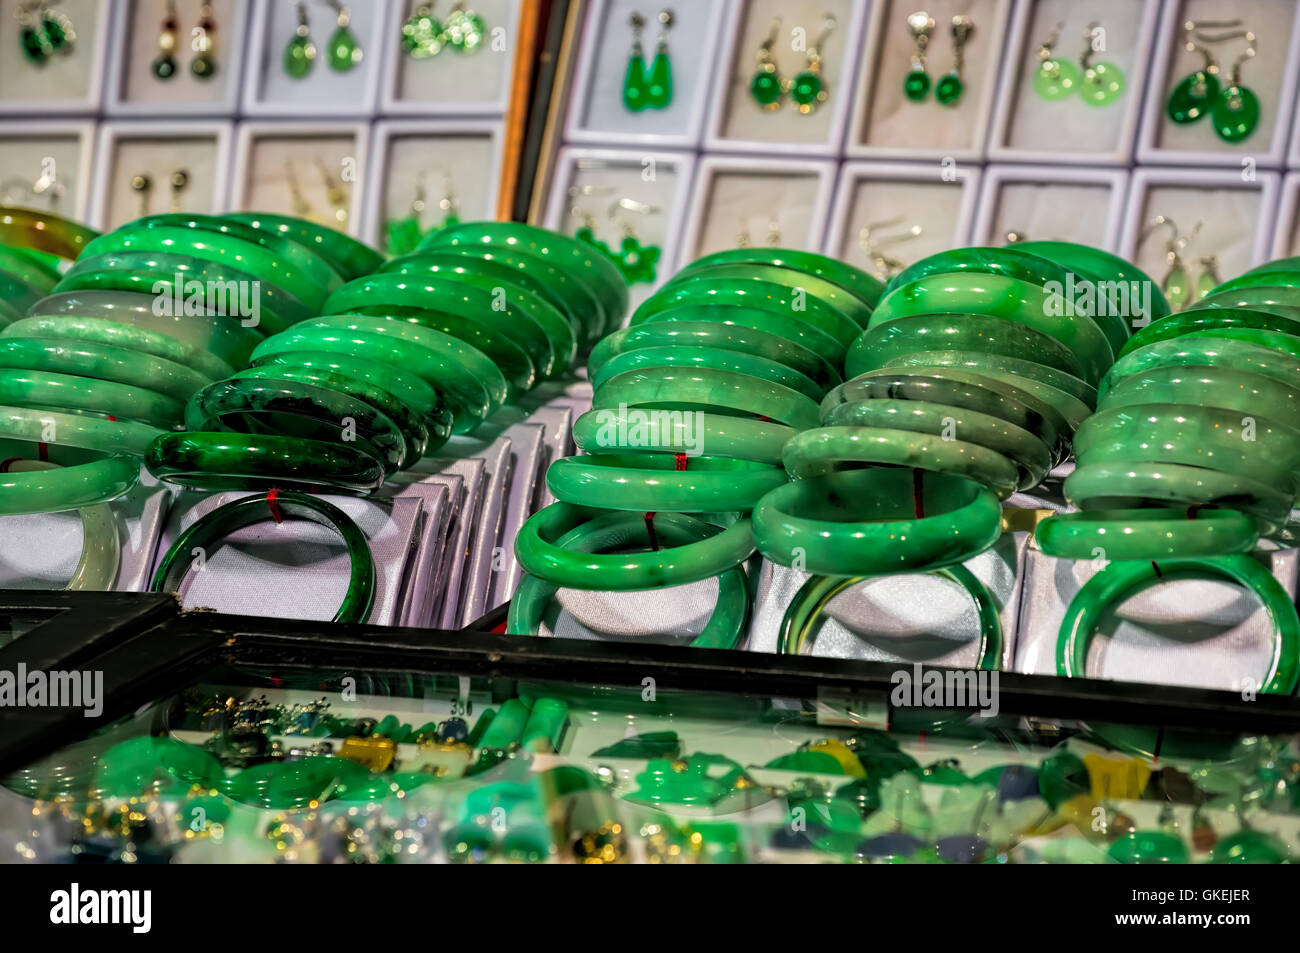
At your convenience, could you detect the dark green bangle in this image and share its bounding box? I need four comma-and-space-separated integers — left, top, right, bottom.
150, 490, 376, 624
778, 565, 1002, 668
546, 453, 789, 512
145, 431, 386, 495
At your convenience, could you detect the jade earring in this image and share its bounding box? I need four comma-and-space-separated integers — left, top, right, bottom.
1195, 254, 1221, 300
1078, 21, 1124, 105
444, 1, 486, 52
737, 217, 752, 247
316, 158, 349, 225
1032, 22, 1077, 99
1212, 31, 1259, 142
936, 15, 972, 105
130, 173, 153, 217
384, 174, 427, 255
572, 206, 613, 259
903, 10, 935, 101
1141, 215, 1200, 312
646, 10, 674, 109
623, 12, 649, 111
152, 0, 179, 78
325, 1, 363, 72
17, 0, 76, 63
1166, 18, 1236, 123
765, 219, 781, 246
435, 174, 461, 232
858, 218, 922, 280
191, 2, 217, 79
792, 14, 835, 114
750, 18, 786, 110
608, 198, 661, 284
168, 169, 189, 213
401, 2, 445, 58
284, 2, 317, 78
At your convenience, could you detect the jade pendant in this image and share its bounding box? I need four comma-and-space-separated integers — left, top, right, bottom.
1194, 270, 1217, 301
401, 8, 445, 58
385, 216, 424, 256
327, 24, 363, 71
445, 8, 486, 52
791, 70, 825, 112
617, 235, 660, 284
903, 68, 930, 101
1080, 61, 1124, 106
1164, 265, 1190, 312
1212, 85, 1259, 142
191, 52, 217, 80
283, 33, 317, 78
623, 50, 649, 111
646, 48, 673, 109
152, 53, 177, 79
935, 72, 963, 106
1033, 58, 1078, 100
20, 25, 49, 62
1166, 70, 1219, 123
751, 65, 783, 109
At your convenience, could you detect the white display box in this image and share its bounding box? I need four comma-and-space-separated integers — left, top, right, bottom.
1270, 170, 1300, 258
823, 160, 981, 277
987, 0, 1160, 165
563, 0, 728, 148
0, 120, 96, 223
845, 0, 1012, 161
104, 0, 251, 116
378, 0, 521, 115
231, 121, 371, 237
240, 0, 385, 117
90, 120, 235, 230
1136, 0, 1300, 168
701, 0, 870, 156
972, 164, 1130, 251
361, 118, 505, 253
0, 0, 111, 115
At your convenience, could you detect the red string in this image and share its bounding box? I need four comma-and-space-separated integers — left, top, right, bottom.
912, 468, 925, 519
266, 488, 284, 524
644, 512, 660, 551
674, 452, 688, 471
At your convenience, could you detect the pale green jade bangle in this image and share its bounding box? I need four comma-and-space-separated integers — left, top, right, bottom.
1118, 307, 1300, 359
777, 565, 1002, 668
1101, 336, 1300, 396
591, 344, 823, 402
1209, 269, 1300, 298
571, 407, 795, 465
780, 426, 1021, 500
1011, 239, 1170, 321
2, 458, 120, 589
1193, 285, 1300, 315
0, 336, 210, 406
1098, 364, 1300, 423
224, 211, 384, 282
588, 319, 839, 394
515, 502, 756, 590
0, 368, 184, 429
917, 364, 1091, 439
676, 261, 873, 330
0, 440, 138, 515
679, 246, 885, 310
594, 367, 820, 432
880, 348, 1097, 409
0, 404, 162, 457
1036, 508, 1258, 560
508, 509, 750, 649
1064, 460, 1293, 535
752, 468, 1003, 575
637, 303, 846, 373
820, 398, 1053, 491
1178, 326, 1300, 363
1056, 555, 1300, 694
546, 453, 789, 512
868, 273, 1116, 385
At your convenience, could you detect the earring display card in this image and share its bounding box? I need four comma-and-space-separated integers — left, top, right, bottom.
825, 161, 979, 280
989, 0, 1158, 163
234, 124, 366, 235
94, 122, 231, 229
681, 157, 834, 261
0, 123, 92, 221
705, 0, 866, 154
973, 166, 1128, 250
0, 0, 108, 113
107, 0, 250, 114
381, 0, 518, 113
242, 0, 384, 115
848, 0, 1011, 159
564, 0, 724, 147
1139, 0, 1300, 166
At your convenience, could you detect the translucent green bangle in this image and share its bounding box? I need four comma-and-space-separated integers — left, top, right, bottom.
1178, 326, 1300, 363
3, 458, 120, 589
1013, 239, 1169, 321
0, 404, 162, 457
1098, 364, 1300, 423
680, 246, 885, 310
1193, 285, 1300, 314
592, 344, 822, 401
0, 367, 184, 429
225, 211, 383, 282
1118, 307, 1300, 360
777, 565, 1002, 668
752, 469, 1003, 574
594, 366, 820, 432
1056, 556, 1300, 694
508, 509, 749, 649
0, 298, 21, 329
0, 207, 99, 260
678, 261, 873, 330
0, 267, 46, 314
1102, 336, 1300, 395
1036, 508, 1258, 560
145, 431, 386, 495
514, 502, 755, 590
184, 375, 407, 473
150, 490, 376, 624
0, 440, 138, 515
880, 349, 1098, 409
0, 336, 209, 406
1210, 269, 1300, 298
781, 425, 1020, 499
0, 243, 59, 291
546, 453, 789, 512
571, 406, 794, 465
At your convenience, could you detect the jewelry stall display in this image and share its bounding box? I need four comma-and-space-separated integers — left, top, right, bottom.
1164, 18, 1260, 143
622, 10, 672, 111
904, 12, 971, 106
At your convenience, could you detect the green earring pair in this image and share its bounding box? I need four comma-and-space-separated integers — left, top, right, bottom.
571, 196, 661, 285
749, 15, 836, 114
904, 11, 972, 106
1033, 20, 1124, 105
284, 0, 362, 79
400, 1, 487, 58
1143, 215, 1216, 312
623, 10, 673, 110
385, 174, 461, 256
1166, 19, 1259, 142
16, 0, 75, 64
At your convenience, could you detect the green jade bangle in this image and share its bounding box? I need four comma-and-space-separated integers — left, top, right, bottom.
1208, 269, 1300, 298
145, 431, 386, 495
1056, 556, 1300, 694
0, 336, 210, 406
0, 207, 99, 261
514, 502, 755, 590
150, 490, 376, 624
1176, 326, 1300, 363
0, 367, 184, 429
880, 349, 1097, 408
224, 211, 383, 282
777, 565, 1002, 668
676, 261, 873, 330
751, 468, 1003, 575
591, 344, 823, 401
570, 405, 794, 465
0, 440, 138, 515
3, 458, 120, 589
679, 246, 885, 310
1098, 364, 1300, 423
1192, 285, 1300, 315
1119, 307, 1300, 360
546, 453, 789, 512
1102, 336, 1300, 395
1036, 508, 1258, 560
0, 267, 46, 314
0, 242, 61, 284
0, 404, 162, 457
1012, 240, 1169, 321
509, 509, 749, 649
594, 366, 820, 431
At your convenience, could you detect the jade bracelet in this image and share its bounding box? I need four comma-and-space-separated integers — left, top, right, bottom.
2, 458, 120, 589
0, 366, 185, 430
224, 211, 383, 282
591, 344, 823, 401
571, 406, 794, 465
1036, 507, 1258, 560
1117, 307, 1300, 360
0, 335, 210, 406
677, 261, 873, 330
679, 246, 885, 310
0, 438, 139, 515
546, 453, 789, 512
150, 490, 376, 624
0, 404, 162, 457
145, 431, 386, 495
1101, 336, 1300, 396
0, 206, 99, 260
593, 366, 821, 432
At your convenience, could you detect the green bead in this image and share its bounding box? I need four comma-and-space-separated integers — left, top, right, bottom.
1210, 829, 1291, 864
401, 11, 445, 58
750, 67, 783, 108
1166, 70, 1219, 123
646, 50, 673, 108
623, 53, 649, 111
1212, 85, 1259, 142
1108, 830, 1190, 864
1080, 61, 1124, 106
934, 72, 963, 105
21, 26, 49, 62
152, 54, 177, 79
903, 68, 930, 101
1033, 58, 1078, 100
791, 70, 824, 110
326, 25, 362, 71
191, 53, 217, 80
283, 33, 316, 78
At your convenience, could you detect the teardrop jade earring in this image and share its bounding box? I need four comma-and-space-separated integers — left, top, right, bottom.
936, 14, 972, 105
152, 0, 178, 78
191, 2, 218, 79
645, 10, 674, 109
622, 12, 650, 111
903, 11, 934, 101
1196, 254, 1221, 300
792, 14, 835, 114
1078, 21, 1124, 105
1166, 18, 1233, 123
1142, 215, 1198, 312
325, 1, 363, 72
283, 2, 317, 79
1212, 31, 1259, 142
750, 18, 786, 110
1033, 22, 1077, 99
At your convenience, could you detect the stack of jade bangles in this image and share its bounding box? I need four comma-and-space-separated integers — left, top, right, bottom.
1037, 256, 1300, 693
510, 247, 886, 647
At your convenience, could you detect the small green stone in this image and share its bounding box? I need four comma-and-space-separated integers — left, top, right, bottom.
1080, 61, 1124, 106
1212, 84, 1260, 143
152, 54, 177, 79
191, 53, 217, 80
623, 53, 649, 111
791, 70, 823, 109
750, 67, 783, 108
1167, 70, 1219, 124
935, 72, 963, 105
903, 68, 930, 102
283, 33, 316, 78
1108, 830, 1190, 864
20, 27, 48, 62
646, 50, 672, 109
326, 25, 363, 72
42, 16, 67, 52
1032, 58, 1079, 100
401, 13, 444, 58
445, 9, 486, 51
